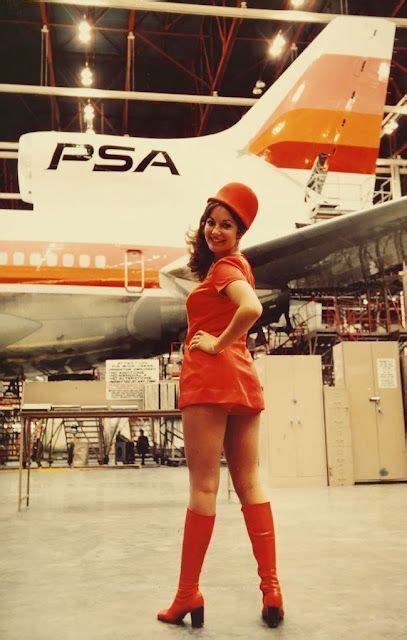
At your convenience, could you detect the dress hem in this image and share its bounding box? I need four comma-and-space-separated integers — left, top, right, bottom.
179, 401, 264, 415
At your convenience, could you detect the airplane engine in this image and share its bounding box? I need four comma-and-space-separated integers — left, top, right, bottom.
126, 294, 187, 344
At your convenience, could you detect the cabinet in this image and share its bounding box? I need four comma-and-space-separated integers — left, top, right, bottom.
333, 342, 406, 482
323, 386, 354, 486
254, 355, 327, 488
400, 353, 407, 425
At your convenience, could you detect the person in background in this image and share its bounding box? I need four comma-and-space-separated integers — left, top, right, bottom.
136, 429, 150, 465
31, 421, 44, 468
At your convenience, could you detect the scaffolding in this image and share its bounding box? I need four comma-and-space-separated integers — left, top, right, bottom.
253, 277, 407, 385
0, 380, 22, 464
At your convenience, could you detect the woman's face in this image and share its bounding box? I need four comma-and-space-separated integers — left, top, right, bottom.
204, 204, 239, 259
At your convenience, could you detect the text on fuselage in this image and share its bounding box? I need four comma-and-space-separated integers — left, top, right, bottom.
47, 143, 180, 175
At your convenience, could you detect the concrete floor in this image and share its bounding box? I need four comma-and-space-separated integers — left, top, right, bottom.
0, 465, 406, 640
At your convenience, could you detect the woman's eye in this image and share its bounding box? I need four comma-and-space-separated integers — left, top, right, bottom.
206, 220, 231, 229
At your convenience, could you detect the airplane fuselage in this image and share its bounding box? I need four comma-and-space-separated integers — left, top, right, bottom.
1, 130, 309, 377
1, 16, 396, 377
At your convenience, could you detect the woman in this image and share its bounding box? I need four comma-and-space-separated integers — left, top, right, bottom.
157, 183, 284, 629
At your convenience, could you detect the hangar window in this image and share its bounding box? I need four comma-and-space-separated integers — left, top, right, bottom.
63, 253, 74, 267
95, 255, 106, 268
0, 251, 7, 265
30, 253, 41, 266
13, 252, 24, 266
79, 254, 90, 268
45, 252, 58, 267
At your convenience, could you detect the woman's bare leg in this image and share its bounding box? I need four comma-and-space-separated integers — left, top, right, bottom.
223, 412, 268, 505
182, 404, 229, 515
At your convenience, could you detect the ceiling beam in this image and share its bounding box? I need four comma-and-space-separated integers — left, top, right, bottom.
197, 12, 242, 135
122, 9, 136, 134
391, 0, 406, 17
0, 83, 254, 105
31, 1, 407, 28
0, 83, 405, 116
3, 18, 406, 47
39, 2, 61, 130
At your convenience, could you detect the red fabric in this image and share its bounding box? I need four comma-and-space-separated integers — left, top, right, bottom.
208, 182, 258, 229
211, 254, 248, 294
179, 253, 265, 414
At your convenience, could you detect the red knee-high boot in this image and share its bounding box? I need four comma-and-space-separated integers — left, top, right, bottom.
241, 502, 284, 628
157, 507, 215, 627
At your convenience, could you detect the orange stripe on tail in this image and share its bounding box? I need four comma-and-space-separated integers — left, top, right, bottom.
247, 54, 389, 174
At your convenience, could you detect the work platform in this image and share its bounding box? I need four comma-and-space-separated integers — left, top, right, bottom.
260, 328, 407, 385
17, 407, 182, 511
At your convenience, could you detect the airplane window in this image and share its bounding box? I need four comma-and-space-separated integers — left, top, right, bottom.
0, 252, 7, 265
79, 254, 90, 268
45, 252, 58, 267
13, 252, 24, 266
95, 255, 106, 268
30, 253, 41, 266
63, 253, 74, 267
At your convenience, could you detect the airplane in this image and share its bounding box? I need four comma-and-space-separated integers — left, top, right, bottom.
0, 16, 406, 378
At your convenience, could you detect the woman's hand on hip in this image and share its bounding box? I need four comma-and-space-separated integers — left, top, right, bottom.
189, 331, 220, 355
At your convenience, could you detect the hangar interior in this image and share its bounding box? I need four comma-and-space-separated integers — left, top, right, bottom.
0, 1, 407, 639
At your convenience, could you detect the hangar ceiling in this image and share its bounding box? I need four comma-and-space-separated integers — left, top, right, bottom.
0, 1, 405, 153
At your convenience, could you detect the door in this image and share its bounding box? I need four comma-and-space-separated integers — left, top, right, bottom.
339, 342, 379, 481
267, 356, 297, 480
256, 355, 327, 487
124, 249, 144, 293
293, 356, 327, 483
337, 342, 406, 482
371, 342, 406, 480
255, 356, 297, 484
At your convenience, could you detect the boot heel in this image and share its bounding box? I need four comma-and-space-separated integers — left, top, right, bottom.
263, 606, 281, 628
190, 606, 204, 628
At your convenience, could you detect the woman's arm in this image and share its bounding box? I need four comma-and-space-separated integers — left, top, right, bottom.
188, 280, 262, 355
213, 280, 262, 353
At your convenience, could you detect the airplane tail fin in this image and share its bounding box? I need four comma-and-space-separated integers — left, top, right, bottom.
230, 16, 395, 176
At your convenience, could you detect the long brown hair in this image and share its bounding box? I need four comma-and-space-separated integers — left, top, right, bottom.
185, 201, 247, 281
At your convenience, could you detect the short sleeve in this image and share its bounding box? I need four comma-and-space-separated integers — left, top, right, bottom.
211, 255, 249, 295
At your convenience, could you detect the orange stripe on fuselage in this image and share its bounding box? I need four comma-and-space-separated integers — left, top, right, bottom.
0, 241, 185, 288
248, 53, 389, 174
0, 266, 159, 287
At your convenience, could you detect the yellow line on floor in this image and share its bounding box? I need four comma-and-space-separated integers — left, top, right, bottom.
0, 465, 141, 472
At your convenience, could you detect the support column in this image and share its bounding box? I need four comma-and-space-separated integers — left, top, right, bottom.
390, 162, 402, 200
402, 262, 407, 327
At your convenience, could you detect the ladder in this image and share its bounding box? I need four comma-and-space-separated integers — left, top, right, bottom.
63, 418, 106, 465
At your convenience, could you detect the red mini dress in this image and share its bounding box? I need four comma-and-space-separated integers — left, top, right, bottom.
178, 253, 265, 415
